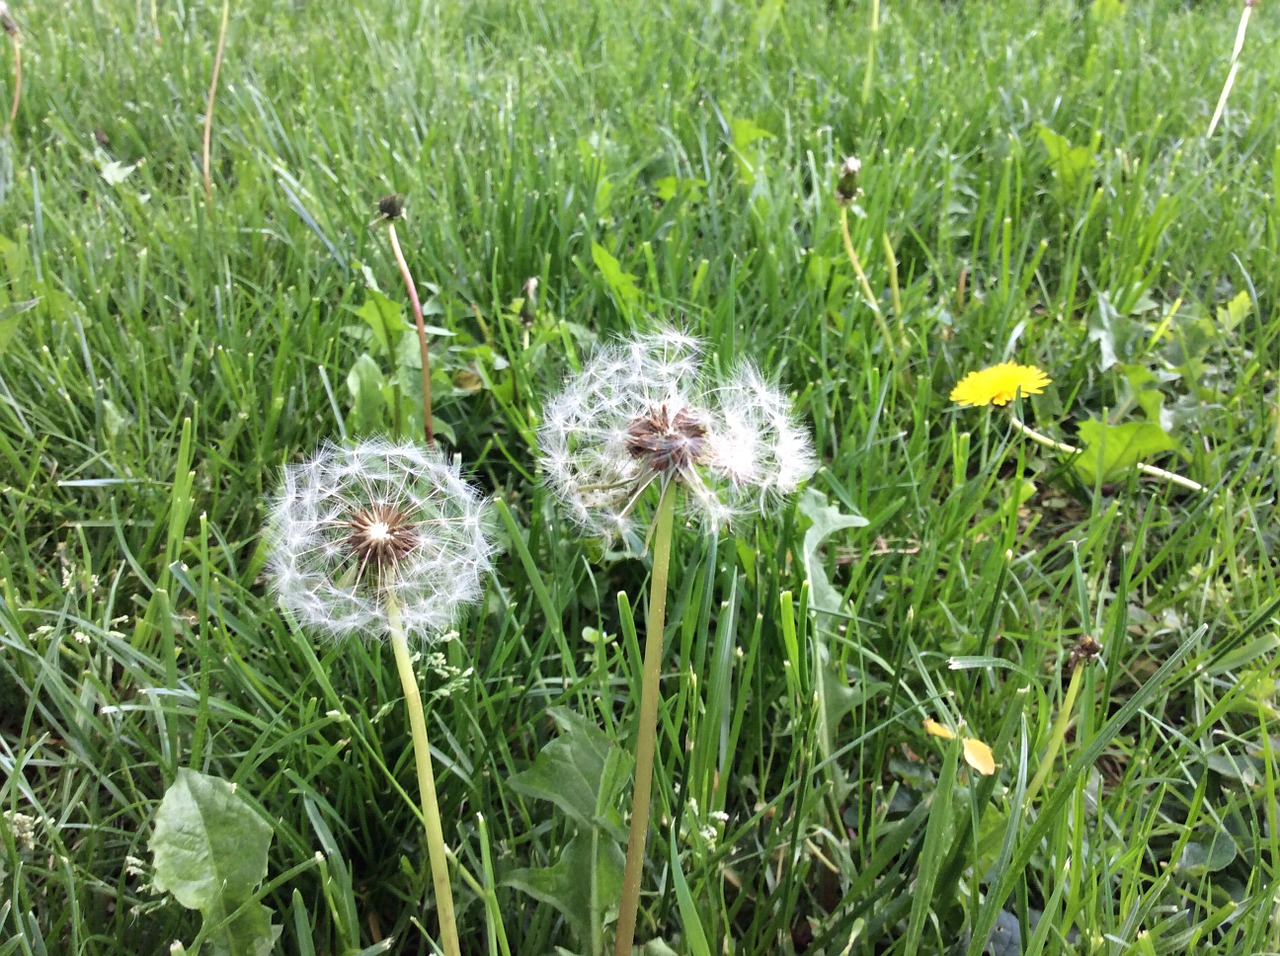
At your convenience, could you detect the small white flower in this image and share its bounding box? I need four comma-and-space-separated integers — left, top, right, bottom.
538, 329, 816, 541
266, 439, 494, 643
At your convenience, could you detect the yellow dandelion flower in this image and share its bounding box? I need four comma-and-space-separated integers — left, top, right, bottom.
950, 363, 1051, 408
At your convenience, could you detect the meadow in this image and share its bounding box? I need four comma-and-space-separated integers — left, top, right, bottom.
2, 0, 1279, 953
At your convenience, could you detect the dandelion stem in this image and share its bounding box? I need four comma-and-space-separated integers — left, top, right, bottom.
615, 480, 678, 956
388, 222, 435, 445
1007, 414, 1204, 493
388, 595, 460, 956
1023, 656, 1086, 808
202, 0, 229, 204
838, 205, 897, 354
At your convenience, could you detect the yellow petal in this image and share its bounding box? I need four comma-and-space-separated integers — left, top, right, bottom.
962, 738, 997, 776
923, 718, 956, 740
950, 363, 1052, 408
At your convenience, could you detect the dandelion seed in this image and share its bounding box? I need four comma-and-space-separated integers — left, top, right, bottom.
266, 438, 493, 642
538, 328, 816, 542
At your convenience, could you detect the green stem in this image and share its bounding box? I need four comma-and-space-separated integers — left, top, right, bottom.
388, 222, 435, 445
1023, 660, 1085, 808
388, 596, 460, 956
838, 206, 897, 355
1007, 414, 1204, 493
614, 481, 678, 956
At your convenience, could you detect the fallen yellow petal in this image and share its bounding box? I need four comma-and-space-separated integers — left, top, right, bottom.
923, 718, 956, 740
962, 738, 997, 776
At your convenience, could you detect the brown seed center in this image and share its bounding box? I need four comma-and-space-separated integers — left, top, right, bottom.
346, 502, 420, 575
625, 404, 707, 474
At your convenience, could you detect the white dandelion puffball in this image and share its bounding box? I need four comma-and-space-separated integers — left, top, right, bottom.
538, 328, 817, 540
267, 439, 494, 642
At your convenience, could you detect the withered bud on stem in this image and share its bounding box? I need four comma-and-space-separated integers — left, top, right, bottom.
0, 3, 18, 37
520, 277, 538, 324
835, 155, 863, 204
377, 193, 406, 222
1069, 635, 1102, 670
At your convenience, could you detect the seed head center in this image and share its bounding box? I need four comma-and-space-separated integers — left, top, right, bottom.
347, 502, 419, 573
625, 404, 707, 474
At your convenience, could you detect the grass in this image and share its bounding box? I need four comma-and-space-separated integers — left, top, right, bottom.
1, 0, 1279, 953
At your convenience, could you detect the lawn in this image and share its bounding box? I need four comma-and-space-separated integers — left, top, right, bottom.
2, 0, 1279, 954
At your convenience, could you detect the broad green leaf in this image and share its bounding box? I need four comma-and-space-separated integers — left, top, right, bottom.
729, 117, 773, 150
1215, 289, 1252, 333
507, 706, 631, 834
348, 288, 407, 355
1177, 828, 1238, 875
1088, 292, 1141, 371
654, 176, 706, 203
1117, 364, 1167, 425
150, 769, 279, 956
151, 770, 272, 911
346, 354, 387, 432
206, 900, 280, 956
102, 400, 133, 441
728, 117, 775, 189
1036, 125, 1094, 204
590, 242, 641, 311
505, 830, 624, 949
1074, 419, 1179, 484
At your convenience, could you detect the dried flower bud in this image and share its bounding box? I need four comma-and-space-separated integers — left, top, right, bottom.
377, 194, 405, 222
0, 2, 18, 36
1069, 635, 1102, 670
835, 155, 863, 204
520, 277, 539, 324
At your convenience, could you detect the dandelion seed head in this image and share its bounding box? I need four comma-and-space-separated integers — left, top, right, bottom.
538, 329, 816, 541
267, 439, 493, 643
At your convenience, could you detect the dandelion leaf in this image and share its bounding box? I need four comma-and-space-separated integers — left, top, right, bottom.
349, 287, 408, 355
346, 353, 388, 433
1074, 419, 1179, 484
1215, 289, 1252, 333
798, 487, 869, 623
590, 242, 641, 312
507, 706, 631, 836
150, 769, 280, 956
1036, 125, 1094, 205
1177, 827, 1238, 875
505, 830, 625, 948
